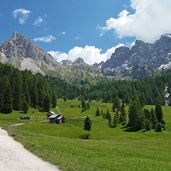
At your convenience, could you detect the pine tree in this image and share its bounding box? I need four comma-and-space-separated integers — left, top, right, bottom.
84, 116, 92, 131
96, 108, 100, 116
43, 95, 50, 112
104, 109, 112, 127
155, 105, 163, 122
51, 94, 57, 108
23, 101, 29, 114
113, 96, 121, 113
113, 114, 118, 128
144, 109, 152, 123
0, 93, 4, 111
81, 97, 87, 111
2, 83, 13, 114
151, 108, 157, 129
105, 109, 110, 120
128, 100, 145, 130
108, 113, 112, 127
145, 118, 152, 131
124, 93, 131, 105
120, 99, 126, 123
31, 79, 39, 108
81, 98, 86, 108
12, 72, 23, 110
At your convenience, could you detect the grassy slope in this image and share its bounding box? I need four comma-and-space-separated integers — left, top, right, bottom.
0, 100, 171, 171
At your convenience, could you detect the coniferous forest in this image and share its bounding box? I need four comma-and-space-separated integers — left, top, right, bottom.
0, 62, 171, 115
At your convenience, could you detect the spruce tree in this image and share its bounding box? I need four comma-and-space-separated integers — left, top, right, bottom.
84, 116, 92, 131
96, 108, 100, 116
43, 95, 50, 112
113, 96, 121, 114
105, 109, 110, 120
145, 118, 152, 131
12, 72, 23, 110
0, 93, 4, 111
31, 78, 39, 108
128, 100, 145, 130
23, 101, 29, 114
2, 83, 13, 114
151, 108, 157, 129
51, 94, 57, 108
155, 105, 163, 122
113, 114, 118, 128
120, 99, 126, 123
81, 97, 87, 111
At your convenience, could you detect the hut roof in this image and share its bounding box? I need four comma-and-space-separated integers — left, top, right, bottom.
49, 114, 58, 119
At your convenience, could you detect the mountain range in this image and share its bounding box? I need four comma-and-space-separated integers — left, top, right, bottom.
1, 32, 171, 79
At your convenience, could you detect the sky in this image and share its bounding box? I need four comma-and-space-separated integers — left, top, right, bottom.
1, 0, 171, 64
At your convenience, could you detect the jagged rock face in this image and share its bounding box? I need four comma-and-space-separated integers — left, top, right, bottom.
60, 60, 72, 67
60, 58, 102, 79
60, 58, 88, 67
0, 32, 63, 75
130, 65, 158, 79
1, 32, 171, 79
72, 57, 88, 67
102, 34, 171, 78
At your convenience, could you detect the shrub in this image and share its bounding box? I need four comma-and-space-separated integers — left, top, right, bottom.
155, 122, 162, 132
80, 133, 90, 139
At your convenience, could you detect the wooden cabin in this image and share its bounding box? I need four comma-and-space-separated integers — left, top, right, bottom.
56, 115, 65, 124
47, 111, 56, 118
48, 112, 65, 124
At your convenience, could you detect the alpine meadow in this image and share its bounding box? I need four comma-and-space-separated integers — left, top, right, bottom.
1, 0, 171, 171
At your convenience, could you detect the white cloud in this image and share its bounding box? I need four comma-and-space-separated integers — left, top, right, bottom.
99, 0, 171, 43
13, 8, 31, 24
62, 32, 66, 36
33, 35, 56, 43
33, 16, 44, 26
48, 44, 124, 65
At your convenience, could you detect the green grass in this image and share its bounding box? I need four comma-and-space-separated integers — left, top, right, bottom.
0, 99, 171, 171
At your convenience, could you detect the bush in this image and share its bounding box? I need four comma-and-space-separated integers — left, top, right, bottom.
80, 133, 90, 139
96, 108, 100, 116
145, 119, 152, 131
70, 105, 75, 108
155, 122, 162, 132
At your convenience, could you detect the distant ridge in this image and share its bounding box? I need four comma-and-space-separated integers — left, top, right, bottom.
1, 32, 171, 79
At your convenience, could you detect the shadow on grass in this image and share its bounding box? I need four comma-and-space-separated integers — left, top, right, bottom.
122, 126, 141, 132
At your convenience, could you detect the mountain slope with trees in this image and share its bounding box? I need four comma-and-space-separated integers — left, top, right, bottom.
1, 62, 171, 115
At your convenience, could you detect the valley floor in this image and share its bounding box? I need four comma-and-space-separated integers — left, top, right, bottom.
0, 100, 171, 171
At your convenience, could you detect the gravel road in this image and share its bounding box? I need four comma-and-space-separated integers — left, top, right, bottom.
0, 128, 61, 171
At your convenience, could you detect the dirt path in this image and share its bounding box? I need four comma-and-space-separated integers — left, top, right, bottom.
0, 128, 61, 171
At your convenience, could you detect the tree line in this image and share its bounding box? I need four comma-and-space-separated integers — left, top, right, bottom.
0, 63, 78, 114
1, 62, 171, 115
79, 75, 168, 106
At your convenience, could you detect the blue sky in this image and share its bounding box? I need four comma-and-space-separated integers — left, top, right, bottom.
0, 0, 171, 64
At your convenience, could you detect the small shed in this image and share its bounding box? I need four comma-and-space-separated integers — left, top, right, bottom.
56, 115, 65, 124
48, 114, 65, 124
49, 114, 59, 123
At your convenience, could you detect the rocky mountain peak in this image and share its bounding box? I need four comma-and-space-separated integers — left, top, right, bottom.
73, 57, 88, 66
11, 32, 26, 41
60, 59, 72, 66
0, 32, 63, 75
134, 40, 145, 46
102, 33, 171, 78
